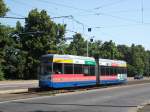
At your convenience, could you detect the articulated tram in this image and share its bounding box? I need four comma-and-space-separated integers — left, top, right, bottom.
39, 54, 127, 88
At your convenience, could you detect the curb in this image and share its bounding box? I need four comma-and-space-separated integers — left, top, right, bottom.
136, 100, 150, 112
0, 89, 28, 94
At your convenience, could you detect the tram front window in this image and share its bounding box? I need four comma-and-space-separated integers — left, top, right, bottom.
41, 63, 52, 76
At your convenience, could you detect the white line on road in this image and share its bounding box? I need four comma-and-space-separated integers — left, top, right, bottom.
0, 95, 54, 104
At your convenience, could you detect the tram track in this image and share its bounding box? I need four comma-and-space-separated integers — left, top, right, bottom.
29, 79, 150, 93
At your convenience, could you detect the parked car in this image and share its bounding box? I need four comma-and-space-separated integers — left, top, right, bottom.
134, 75, 143, 80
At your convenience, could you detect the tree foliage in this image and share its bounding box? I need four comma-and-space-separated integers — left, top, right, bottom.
100, 40, 123, 59
0, 5, 150, 79
0, 0, 9, 17
0, 24, 15, 79
18, 9, 66, 79
68, 33, 86, 56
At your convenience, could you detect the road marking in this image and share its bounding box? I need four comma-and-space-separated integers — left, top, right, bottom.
0, 95, 56, 104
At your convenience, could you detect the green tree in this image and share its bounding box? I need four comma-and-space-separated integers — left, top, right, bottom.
143, 51, 150, 76
117, 45, 131, 60
100, 40, 122, 59
0, 25, 15, 79
68, 33, 86, 56
0, 0, 10, 80
89, 40, 102, 57
131, 44, 145, 75
0, 0, 9, 17
147, 51, 150, 77
0, 65, 4, 80
20, 9, 66, 79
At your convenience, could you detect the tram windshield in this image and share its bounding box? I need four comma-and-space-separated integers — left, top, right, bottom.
40, 63, 52, 76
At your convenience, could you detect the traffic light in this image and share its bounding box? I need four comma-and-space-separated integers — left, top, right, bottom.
88, 28, 92, 32
90, 38, 93, 42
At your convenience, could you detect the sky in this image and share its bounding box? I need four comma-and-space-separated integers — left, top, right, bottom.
1, 0, 150, 50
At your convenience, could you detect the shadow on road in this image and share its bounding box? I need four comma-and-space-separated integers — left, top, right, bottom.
13, 101, 137, 108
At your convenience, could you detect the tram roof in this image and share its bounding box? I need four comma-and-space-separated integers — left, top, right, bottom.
41, 54, 127, 67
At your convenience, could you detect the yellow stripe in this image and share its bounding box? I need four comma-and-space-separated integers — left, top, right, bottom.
119, 64, 127, 67
53, 58, 73, 63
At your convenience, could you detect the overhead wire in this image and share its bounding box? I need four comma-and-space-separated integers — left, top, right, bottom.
2, 0, 149, 36
11, 0, 146, 25
35, 0, 94, 13
101, 9, 141, 14
93, 0, 128, 10
72, 11, 144, 24
99, 12, 143, 24
11, 0, 57, 15
90, 23, 150, 30
141, 0, 144, 23
0, 15, 73, 20
0, 16, 26, 19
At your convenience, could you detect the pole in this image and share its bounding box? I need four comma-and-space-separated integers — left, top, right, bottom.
87, 40, 88, 57
141, 0, 144, 23
94, 55, 100, 86
148, 64, 149, 78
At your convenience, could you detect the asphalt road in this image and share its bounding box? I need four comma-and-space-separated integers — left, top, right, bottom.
0, 83, 150, 112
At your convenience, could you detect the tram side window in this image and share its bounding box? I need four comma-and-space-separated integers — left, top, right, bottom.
124, 68, 127, 74
100, 66, 111, 76
119, 67, 123, 74
64, 64, 73, 74
105, 66, 110, 75
53, 63, 63, 74
100, 66, 105, 76
110, 67, 113, 75
83, 65, 89, 75
122, 68, 127, 74
120, 67, 123, 74
109, 67, 112, 75
74, 64, 83, 74
89, 65, 95, 76
117, 67, 120, 74
118, 67, 127, 74
114, 67, 117, 74
110, 67, 117, 75
83, 65, 95, 76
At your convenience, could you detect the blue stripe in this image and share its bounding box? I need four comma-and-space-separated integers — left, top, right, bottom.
39, 80, 52, 88
52, 80, 96, 88
39, 79, 127, 88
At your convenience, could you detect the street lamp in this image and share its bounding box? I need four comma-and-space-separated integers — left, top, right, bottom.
86, 27, 93, 57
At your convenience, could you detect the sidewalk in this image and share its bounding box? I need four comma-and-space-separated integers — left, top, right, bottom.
0, 80, 38, 94
138, 104, 150, 112
0, 80, 38, 84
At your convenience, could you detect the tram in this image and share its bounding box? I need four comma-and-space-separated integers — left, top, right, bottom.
39, 54, 127, 88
